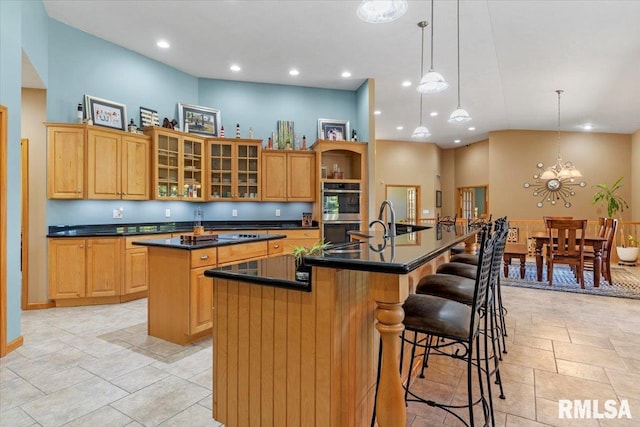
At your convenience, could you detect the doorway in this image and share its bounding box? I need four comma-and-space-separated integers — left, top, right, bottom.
457, 186, 488, 219
385, 185, 420, 223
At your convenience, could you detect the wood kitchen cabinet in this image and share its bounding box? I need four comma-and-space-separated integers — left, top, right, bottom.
48, 237, 122, 304
206, 138, 261, 201
87, 128, 150, 200
261, 151, 316, 202
47, 124, 85, 199
145, 127, 205, 201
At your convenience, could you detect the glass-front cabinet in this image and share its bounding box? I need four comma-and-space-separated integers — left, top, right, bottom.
207, 138, 261, 200
146, 127, 204, 201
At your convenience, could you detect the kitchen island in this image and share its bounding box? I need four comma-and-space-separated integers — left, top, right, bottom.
134, 233, 285, 345
205, 224, 477, 427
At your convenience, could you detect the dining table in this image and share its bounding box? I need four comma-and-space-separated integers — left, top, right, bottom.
530, 231, 607, 287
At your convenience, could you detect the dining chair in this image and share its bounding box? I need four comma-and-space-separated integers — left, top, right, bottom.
585, 218, 617, 283
542, 216, 573, 227
546, 218, 587, 288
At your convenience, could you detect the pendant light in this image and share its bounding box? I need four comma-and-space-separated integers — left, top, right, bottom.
417, 0, 448, 94
412, 21, 431, 139
448, 0, 472, 124
357, 0, 408, 24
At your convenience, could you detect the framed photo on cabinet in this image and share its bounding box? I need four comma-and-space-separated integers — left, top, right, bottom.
317, 118, 350, 141
139, 106, 159, 128
84, 94, 127, 131
178, 103, 220, 137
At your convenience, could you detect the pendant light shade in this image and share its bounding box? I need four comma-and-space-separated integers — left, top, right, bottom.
411, 125, 431, 139
448, 0, 472, 124
357, 0, 408, 24
417, 0, 448, 94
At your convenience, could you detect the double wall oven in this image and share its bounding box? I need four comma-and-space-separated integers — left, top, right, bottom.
321, 182, 362, 244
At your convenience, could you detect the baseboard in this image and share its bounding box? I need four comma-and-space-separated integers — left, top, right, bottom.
25, 301, 56, 310
120, 291, 147, 302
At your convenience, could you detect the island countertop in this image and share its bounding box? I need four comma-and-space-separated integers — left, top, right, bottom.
132, 233, 285, 250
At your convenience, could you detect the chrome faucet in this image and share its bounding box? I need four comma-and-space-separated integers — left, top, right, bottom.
368, 218, 387, 237
377, 199, 396, 238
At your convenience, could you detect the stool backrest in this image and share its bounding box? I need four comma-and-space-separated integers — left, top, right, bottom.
469, 223, 497, 337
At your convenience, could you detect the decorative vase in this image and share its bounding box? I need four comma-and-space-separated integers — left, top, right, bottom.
617, 246, 639, 264
295, 258, 311, 282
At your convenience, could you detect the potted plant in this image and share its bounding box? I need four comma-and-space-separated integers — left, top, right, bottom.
291, 239, 329, 281
592, 176, 639, 263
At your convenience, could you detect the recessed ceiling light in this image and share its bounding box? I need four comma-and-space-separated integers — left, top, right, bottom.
230, 64, 241, 72
289, 69, 299, 76
374, 110, 381, 115
468, 126, 476, 131
402, 81, 412, 87
582, 123, 594, 130
156, 40, 170, 49
454, 139, 461, 143
341, 71, 352, 78
396, 126, 404, 130
430, 112, 438, 117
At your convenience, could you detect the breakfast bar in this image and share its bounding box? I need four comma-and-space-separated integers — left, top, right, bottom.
205, 225, 477, 426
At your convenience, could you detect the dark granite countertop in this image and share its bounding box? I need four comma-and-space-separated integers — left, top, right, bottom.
132, 233, 285, 250
47, 220, 319, 237
205, 224, 477, 289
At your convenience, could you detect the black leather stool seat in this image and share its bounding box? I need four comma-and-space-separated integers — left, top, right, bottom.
450, 245, 466, 255
449, 253, 478, 265
416, 273, 476, 305
436, 262, 478, 280
402, 294, 471, 341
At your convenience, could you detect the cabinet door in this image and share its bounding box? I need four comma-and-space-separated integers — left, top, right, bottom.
86, 238, 121, 297
124, 247, 148, 294
48, 239, 86, 298
207, 140, 234, 200
190, 266, 214, 335
87, 129, 121, 199
261, 151, 287, 201
122, 134, 150, 200
235, 142, 261, 200
154, 132, 180, 199
182, 136, 204, 200
47, 126, 85, 199
287, 152, 316, 201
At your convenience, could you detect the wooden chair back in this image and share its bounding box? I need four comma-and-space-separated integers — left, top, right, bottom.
543, 216, 573, 228
546, 218, 587, 287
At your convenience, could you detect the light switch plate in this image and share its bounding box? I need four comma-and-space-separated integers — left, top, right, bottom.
113, 209, 123, 219
232, 209, 238, 217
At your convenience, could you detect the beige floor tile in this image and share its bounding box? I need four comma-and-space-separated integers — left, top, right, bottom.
491, 379, 537, 421
188, 367, 213, 390
0, 407, 37, 427
153, 347, 212, 380
159, 403, 223, 426
198, 395, 213, 411
596, 396, 639, 426
21, 376, 128, 427
0, 366, 18, 384
7, 347, 96, 383
567, 332, 614, 350
499, 362, 535, 385
505, 413, 553, 426
515, 324, 571, 343
621, 357, 640, 374
535, 397, 600, 426
80, 347, 155, 381
514, 334, 554, 351
110, 365, 171, 393
555, 359, 609, 383
534, 369, 618, 402
553, 341, 627, 370
605, 369, 640, 400
609, 339, 640, 361
0, 377, 45, 412
110, 375, 210, 426
27, 366, 96, 394
500, 343, 557, 372
565, 324, 626, 340
63, 405, 134, 427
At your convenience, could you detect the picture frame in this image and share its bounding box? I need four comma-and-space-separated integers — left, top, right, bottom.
435, 190, 442, 208
178, 103, 220, 137
139, 106, 159, 128
84, 94, 127, 131
318, 118, 350, 141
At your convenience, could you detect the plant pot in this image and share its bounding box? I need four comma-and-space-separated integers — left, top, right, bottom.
295, 259, 311, 282
616, 246, 639, 264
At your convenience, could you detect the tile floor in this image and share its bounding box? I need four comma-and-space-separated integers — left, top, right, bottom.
0, 266, 639, 427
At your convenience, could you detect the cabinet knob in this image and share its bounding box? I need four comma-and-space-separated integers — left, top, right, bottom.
87, 245, 91, 248
200, 254, 209, 260
79, 244, 84, 248
273, 244, 279, 249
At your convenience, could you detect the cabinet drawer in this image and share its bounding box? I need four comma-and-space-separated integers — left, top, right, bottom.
218, 241, 268, 266
191, 248, 217, 268
282, 229, 320, 239
268, 240, 284, 256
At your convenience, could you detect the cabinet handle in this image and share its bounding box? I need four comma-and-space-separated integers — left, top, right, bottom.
200, 254, 209, 260
79, 245, 84, 248
273, 244, 279, 249
87, 245, 91, 248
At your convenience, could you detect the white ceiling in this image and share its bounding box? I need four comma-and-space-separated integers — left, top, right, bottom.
41, 0, 640, 148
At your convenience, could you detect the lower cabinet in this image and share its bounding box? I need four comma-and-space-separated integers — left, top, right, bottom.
124, 247, 148, 295
48, 237, 121, 304
280, 229, 321, 253
190, 267, 214, 335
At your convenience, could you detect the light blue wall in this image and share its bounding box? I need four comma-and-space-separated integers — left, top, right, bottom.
356, 79, 370, 143
21, 0, 49, 87
0, 0, 23, 343
45, 17, 362, 226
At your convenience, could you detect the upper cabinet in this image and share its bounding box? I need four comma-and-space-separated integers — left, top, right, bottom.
312, 140, 367, 182
145, 127, 205, 201
206, 138, 261, 201
47, 124, 85, 199
47, 123, 150, 200
262, 150, 316, 202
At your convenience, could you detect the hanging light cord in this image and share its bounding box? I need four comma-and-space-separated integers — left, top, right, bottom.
419, 21, 427, 124
456, 0, 461, 107
429, 0, 435, 70
556, 89, 563, 158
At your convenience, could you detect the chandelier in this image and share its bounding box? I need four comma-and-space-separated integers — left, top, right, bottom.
523, 90, 586, 208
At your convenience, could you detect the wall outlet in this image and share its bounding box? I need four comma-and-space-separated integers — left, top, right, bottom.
165, 209, 171, 217
113, 208, 123, 219
232, 209, 238, 217
275, 209, 281, 217
423, 209, 429, 215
